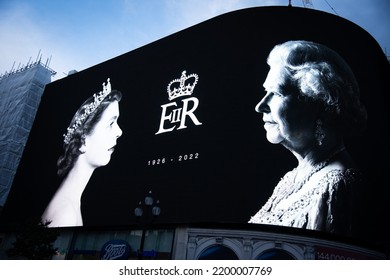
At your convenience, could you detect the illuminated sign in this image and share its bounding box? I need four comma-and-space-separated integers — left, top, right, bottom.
315, 246, 378, 260
156, 70, 202, 135
100, 240, 131, 260
1, 6, 388, 249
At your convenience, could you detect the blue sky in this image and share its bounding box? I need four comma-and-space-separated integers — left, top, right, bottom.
0, 0, 389, 81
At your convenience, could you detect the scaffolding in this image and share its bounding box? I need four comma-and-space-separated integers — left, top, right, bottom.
0, 50, 56, 81
0, 54, 55, 207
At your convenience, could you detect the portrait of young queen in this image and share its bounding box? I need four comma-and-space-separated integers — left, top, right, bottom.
42, 78, 123, 227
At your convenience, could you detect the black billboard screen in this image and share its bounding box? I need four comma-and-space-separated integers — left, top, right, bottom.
2, 7, 389, 248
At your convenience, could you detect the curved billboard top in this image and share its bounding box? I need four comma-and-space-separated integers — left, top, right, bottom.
2, 6, 389, 249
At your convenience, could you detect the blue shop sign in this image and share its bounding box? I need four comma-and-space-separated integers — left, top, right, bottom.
100, 240, 131, 260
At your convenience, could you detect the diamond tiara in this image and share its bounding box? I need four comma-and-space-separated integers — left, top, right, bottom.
63, 78, 112, 144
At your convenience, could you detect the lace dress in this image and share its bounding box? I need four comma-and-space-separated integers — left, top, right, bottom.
249, 168, 364, 236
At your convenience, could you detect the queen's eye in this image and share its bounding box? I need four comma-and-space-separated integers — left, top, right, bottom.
271, 91, 283, 97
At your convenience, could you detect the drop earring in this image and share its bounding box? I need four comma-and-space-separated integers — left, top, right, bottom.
315, 119, 325, 146
79, 146, 86, 154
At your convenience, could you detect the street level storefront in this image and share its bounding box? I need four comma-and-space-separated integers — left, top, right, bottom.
62, 228, 174, 260
1, 224, 387, 260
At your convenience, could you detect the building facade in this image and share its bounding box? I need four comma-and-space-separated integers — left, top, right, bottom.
1, 224, 387, 260
0, 7, 388, 260
0, 60, 56, 208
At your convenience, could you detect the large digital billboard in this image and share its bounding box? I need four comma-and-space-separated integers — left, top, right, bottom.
1, 7, 389, 249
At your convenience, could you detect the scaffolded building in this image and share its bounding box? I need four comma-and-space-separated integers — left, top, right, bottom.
0, 58, 56, 207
